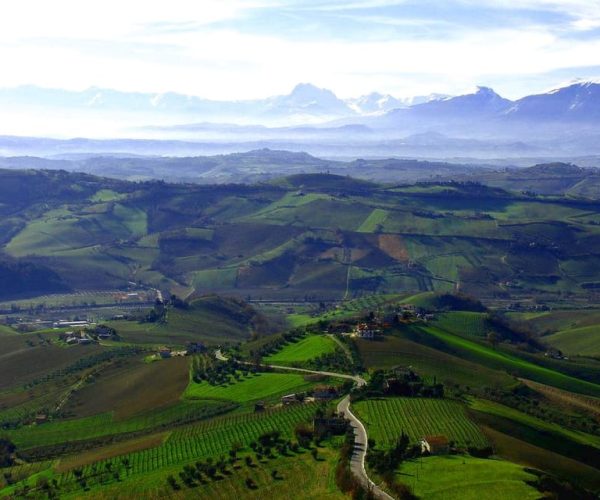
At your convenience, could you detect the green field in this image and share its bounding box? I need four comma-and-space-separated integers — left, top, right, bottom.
0, 324, 17, 335
399, 455, 539, 500
469, 398, 600, 449
545, 325, 600, 357
355, 334, 513, 389
184, 372, 317, 402
6, 401, 234, 450
354, 397, 488, 448
4, 168, 600, 300
264, 335, 337, 365
108, 295, 260, 345
357, 208, 388, 232
92, 446, 345, 500
419, 325, 600, 396
433, 311, 489, 338
52, 404, 319, 497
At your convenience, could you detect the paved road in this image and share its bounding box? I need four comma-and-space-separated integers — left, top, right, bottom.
337, 396, 395, 500
214, 349, 393, 499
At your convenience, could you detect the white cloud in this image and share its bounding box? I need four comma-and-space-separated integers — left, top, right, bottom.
0, 0, 599, 103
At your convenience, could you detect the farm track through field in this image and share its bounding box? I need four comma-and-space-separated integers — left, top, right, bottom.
214, 349, 394, 499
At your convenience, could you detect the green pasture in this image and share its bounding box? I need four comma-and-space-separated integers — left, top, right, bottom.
264, 335, 337, 365
399, 455, 539, 500
184, 372, 316, 403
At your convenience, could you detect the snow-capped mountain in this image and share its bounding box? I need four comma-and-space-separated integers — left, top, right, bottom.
505, 82, 600, 122
347, 92, 405, 114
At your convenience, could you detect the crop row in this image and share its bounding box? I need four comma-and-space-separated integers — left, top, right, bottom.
434, 312, 488, 338
356, 398, 488, 449
57, 403, 318, 487
9, 400, 233, 449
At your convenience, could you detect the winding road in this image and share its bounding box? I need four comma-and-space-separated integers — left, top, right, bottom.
214, 349, 394, 499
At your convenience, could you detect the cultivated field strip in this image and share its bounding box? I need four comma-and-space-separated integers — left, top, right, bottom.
434, 312, 488, 338
355, 398, 488, 448
8, 401, 234, 449
57, 404, 317, 486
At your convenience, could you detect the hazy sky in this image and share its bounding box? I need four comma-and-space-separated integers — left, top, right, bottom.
2, 0, 600, 99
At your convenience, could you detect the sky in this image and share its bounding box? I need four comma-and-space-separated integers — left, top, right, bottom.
1, 0, 600, 101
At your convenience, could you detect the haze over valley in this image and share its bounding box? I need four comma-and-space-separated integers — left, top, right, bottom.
2, 2, 600, 499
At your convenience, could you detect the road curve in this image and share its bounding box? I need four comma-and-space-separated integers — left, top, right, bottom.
337, 395, 394, 500
214, 349, 394, 499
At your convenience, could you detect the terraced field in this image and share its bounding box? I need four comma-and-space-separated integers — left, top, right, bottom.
354, 397, 488, 448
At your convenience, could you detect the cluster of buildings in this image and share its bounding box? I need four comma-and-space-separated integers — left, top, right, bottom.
62, 331, 95, 345
158, 342, 207, 359
352, 322, 381, 339
53, 320, 93, 329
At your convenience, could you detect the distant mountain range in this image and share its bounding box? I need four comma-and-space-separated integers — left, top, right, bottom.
367, 82, 600, 131
0, 82, 449, 125
2, 81, 599, 126
1, 81, 600, 158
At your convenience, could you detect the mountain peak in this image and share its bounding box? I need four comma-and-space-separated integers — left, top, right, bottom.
289, 83, 335, 99
476, 86, 497, 95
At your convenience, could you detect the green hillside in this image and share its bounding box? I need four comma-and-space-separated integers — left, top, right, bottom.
2, 169, 600, 301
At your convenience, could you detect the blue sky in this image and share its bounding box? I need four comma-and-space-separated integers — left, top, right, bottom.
1, 0, 600, 99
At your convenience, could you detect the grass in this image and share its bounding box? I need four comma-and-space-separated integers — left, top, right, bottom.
0, 324, 17, 335
399, 455, 540, 500
357, 208, 388, 232
90, 190, 126, 202
354, 397, 488, 448
418, 325, 600, 397
64, 439, 344, 500
183, 372, 317, 403
481, 426, 600, 491
264, 335, 337, 365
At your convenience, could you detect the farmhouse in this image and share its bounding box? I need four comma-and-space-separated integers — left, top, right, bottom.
63, 331, 95, 345
54, 320, 92, 328
353, 322, 380, 339
281, 394, 298, 405
35, 414, 48, 425
158, 347, 172, 358
420, 435, 450, 455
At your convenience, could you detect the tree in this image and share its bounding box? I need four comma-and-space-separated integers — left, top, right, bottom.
487, 331, 499, 348
167, 475, 180, 490
0, 437, 16, 467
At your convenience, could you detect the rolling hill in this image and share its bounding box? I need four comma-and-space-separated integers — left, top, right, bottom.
3, 168, 600, 304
